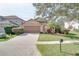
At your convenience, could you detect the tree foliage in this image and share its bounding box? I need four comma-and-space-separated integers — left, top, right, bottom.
47, 21, 62, 33
33, 3, 79, 20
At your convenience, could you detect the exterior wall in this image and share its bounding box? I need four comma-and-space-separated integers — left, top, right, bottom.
40, 24, 47, 33
40, 25, 44, 32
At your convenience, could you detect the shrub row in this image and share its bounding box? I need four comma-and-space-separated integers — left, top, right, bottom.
4, 26, 24, 35
12, 27, 24, 34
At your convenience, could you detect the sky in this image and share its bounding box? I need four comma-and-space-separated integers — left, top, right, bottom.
0, 0, 78, 21
0, 3, 36, 21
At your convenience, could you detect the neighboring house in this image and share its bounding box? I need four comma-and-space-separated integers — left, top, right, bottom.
55, 16, 79, 30
0, 19, 11, 35
0, 16, 25, 27
4, 16, 25, 26
22, 20, 47, 33
0, 16, 25, 34
64, 20, 79, 30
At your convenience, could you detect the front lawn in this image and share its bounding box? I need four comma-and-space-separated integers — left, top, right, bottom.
37, 44, 79, 56
38, 31, 79, 41
0, 34, 17, 42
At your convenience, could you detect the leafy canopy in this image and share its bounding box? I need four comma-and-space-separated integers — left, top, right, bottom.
33, 3, 79, 20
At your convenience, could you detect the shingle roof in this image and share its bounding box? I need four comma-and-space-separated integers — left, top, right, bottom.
3, 15, 24, 21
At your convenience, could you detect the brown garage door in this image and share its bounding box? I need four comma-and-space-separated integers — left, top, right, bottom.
24, 26, 40, 33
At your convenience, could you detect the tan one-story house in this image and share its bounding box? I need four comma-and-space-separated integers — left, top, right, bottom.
22, 20, 47, 33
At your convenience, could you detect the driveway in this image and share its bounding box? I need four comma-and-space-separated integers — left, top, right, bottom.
0, 33, 41, 56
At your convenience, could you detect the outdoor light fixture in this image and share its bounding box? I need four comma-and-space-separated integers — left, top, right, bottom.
60, 39, 63, 52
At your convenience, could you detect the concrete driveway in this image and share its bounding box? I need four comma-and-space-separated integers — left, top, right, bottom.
0, 33, 41, 56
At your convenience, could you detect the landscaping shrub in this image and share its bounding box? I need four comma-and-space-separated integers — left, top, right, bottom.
47, 28, 52, 33
47, 21, 70, 34
4, 26, 15, 34
47, 21, 55, 29
75, 53, 79, 56
12, 27, 24, 34
47, 21, 61, 33
59, 26, 65, 34
64, 29, 70, 34
74, 29, 79, 32
55, 24, 61, 33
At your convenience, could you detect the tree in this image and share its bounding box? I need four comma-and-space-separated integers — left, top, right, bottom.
33, 3, 79, 21
47, 21, 62, 33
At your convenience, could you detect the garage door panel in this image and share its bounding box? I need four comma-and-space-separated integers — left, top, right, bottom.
24, 26, 40, 32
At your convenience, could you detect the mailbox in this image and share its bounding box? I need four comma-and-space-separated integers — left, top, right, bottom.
59, 39, 63, 52
60, 39, 63, 43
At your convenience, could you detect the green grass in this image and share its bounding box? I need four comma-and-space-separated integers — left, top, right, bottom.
37, 44, 79, 56
38, 31, 79, 41
0, 34, 17, 42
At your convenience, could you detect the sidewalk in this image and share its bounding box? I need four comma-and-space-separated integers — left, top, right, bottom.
37, 40, 79, 44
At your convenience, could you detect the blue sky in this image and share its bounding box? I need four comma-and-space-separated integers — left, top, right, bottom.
0, 3, 36, 21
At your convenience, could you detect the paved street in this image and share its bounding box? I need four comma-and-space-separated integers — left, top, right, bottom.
0, 33, 41, 56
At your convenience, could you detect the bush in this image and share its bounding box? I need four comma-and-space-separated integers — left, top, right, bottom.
47, 28, 52, 33
64, 29, 70, 34
47, 21, 55, 29
12, 27, 24, 34
60, 29, 64, 34
75, 53, 79, 56
55, 24, 61, 33
59, 26, 65, 34
74, 29, 79, 32
47, 21, 61, 33
47, 21, 71, 34
4, 26, 15, 34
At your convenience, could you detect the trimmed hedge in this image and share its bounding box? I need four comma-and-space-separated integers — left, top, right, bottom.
12, 27, 24, 34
